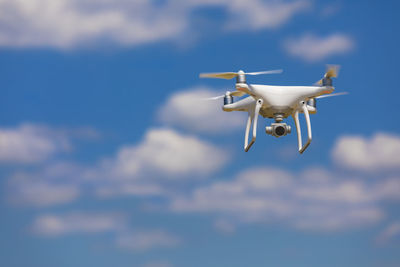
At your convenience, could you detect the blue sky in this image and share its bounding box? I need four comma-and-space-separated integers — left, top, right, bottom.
1, 1, 400, 267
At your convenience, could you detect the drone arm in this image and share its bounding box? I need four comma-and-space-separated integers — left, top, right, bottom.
293, 102, 313, 154
244, 99, 263, 152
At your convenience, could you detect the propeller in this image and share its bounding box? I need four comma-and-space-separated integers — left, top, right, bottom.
315, 65, 340, 86
202, 90, 246, 101
199, 69, 283, 80
326, 64, 340, 77
203, 95, 225, 101
315, 92, 348, 99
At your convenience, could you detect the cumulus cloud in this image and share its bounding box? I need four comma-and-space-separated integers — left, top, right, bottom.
110, 128, 229, 177
0, 0, 310, 48
0, 124, 70, 163
31, 212, 125, 236
116, 230, 181, 251
332, 133, 400, 172
169, 167, 399, 231
158, 87, 245, 134
283, 33, 354, 62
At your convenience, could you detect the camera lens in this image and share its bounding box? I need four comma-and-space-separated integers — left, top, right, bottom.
275, 126, 285, 136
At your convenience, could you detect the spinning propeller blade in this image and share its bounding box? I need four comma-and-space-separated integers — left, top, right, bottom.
315, 65, 341, 85
199, 69, 283, 80
315, 92, 348, 99
202, 90, 246, 101
246, 69, 283, 75
202, 95, 225, 101
199, 72, 238, 80
325, 64, 340, 78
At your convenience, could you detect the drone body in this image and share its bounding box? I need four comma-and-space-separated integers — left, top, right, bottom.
200, 66, 346, 153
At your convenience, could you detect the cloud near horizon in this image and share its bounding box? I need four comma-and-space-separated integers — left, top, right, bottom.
170, 167, 400, 231
5, 123, 400, 234
31, 211, 181, 252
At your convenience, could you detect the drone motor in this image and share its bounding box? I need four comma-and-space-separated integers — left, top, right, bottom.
224, 94, 233, 105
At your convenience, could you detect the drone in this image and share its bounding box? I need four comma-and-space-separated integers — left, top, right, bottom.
200, 66, 347, 154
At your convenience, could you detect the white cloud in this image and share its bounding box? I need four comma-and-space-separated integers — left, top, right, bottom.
31, 211, 180, 252
116, 230, 181, 251
283, 33, 354, 62
0, 124, 70, 163
111, 128, 229, 177
376, 222, 400, 244
95, 183, 167, 198
32, 212, 125, 236
169, 167, 398, 231
10, 181, 79, 207
6, 128, 229, 206
0, 0, 310, 48
158, 87, 245, 134
222, 0, 310, 30
332, 133, 400, 172
7, 162, 84, 207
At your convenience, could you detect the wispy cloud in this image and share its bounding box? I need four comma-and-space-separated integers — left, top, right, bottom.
31, 211, 181, 252
7, 161, 84, 207
116, 230, 181, 252
283, 33, 354, 62
332, 133, 400, 172
320, 3, 341, 18
31, 212, 126, 236
0, 0, 310, 48
158, 87, 245, 134
376, 222, 400, 245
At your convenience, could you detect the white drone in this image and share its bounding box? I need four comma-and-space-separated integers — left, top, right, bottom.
200, 66, 347, 154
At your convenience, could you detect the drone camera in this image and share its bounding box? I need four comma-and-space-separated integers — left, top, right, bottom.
266, 123, 291, 138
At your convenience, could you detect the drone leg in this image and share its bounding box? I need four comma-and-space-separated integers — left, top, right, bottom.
293, 110, 302, 151
293, 103, 313, 154
300, 103, 312, 153
244, 99, 263, 152
244, 113, 254, 152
